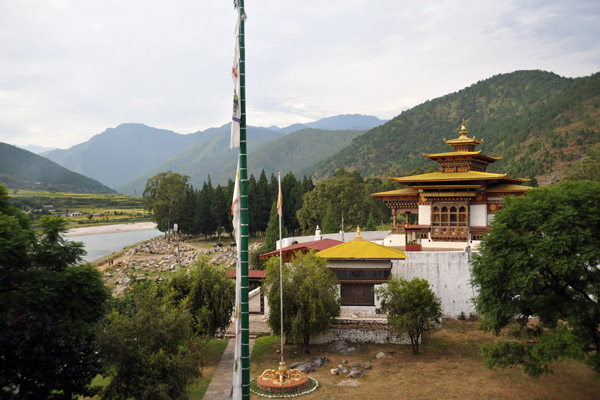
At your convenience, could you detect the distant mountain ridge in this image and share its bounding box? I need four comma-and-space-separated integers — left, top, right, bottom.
0, 143, 115, 193
40, 114, 385, 194
43, 123, 204, 189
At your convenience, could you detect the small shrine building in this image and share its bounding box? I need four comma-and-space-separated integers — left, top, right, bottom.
372, 119, 530, 250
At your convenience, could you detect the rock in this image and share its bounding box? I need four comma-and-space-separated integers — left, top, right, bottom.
376, 352, 386, 359
330, 368, 339, 375
290, 363, 314, 373
347, 368, 364, 378
350, 363, 372, 370
337, 365, 349, 375
328, 340, 349, 353
308, 356, 328, 368
338, 380, 360, 387
339, 347, 355, 355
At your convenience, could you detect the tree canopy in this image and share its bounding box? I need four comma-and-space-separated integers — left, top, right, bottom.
377, 277, 442, 354
0, 185, 109, 399
143, 171, 189, 234
471, 180, 600, 375
96, 283, 205, 400
264, 252, 340, 353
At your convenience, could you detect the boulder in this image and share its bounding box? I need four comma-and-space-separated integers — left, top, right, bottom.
339, 347, 356, 355
347, 368, 364, 378
376, 352, 386, 359
328, 340, 349, 353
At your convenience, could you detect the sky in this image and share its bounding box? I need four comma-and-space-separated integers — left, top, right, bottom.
1, 0, 599, 149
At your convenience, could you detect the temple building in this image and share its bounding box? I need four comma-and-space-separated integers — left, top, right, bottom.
372, 119, 530, 250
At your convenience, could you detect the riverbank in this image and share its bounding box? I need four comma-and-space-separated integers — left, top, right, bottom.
64, 222, 158, 238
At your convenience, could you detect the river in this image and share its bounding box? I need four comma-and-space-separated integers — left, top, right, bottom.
67, 228, 162, 262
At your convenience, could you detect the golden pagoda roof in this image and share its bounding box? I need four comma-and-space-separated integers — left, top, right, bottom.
317, 227, 406, 260
423, 151, 501, 162
370, 187, 419, 198
485, 183, 531, 193
443, 119, 483, 146
390, 171, 529, 184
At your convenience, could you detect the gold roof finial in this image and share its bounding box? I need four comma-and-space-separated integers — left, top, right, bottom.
355, 226, 364, 241
460, 118, 468, 136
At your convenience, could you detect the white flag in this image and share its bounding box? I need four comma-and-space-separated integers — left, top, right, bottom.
230, 157, 242, 399
230, 15, 241, 149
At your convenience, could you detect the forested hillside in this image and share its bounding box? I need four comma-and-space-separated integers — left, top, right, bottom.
0, 143, 115, 193
313, 70, 600, 185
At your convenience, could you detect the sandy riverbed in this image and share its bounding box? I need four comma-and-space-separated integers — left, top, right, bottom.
63, 222, 158, 237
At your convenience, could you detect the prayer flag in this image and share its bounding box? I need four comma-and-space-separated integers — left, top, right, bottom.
230, 15, 241, 149
277, 173, 282, 217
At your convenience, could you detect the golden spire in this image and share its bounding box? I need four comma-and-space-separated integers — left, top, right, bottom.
460, 118, 468, 136
354, 226, 364, 241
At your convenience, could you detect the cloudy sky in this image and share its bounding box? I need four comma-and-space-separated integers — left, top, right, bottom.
1, 0, 599, 149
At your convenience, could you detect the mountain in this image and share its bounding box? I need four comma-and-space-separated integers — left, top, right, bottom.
117, 124, 285, 195
0, 143, 115, 193
265, 114, 386, 134
17, 144, 58, 154
245, 128, 366, 178
43, 123, 204, 189
312, 70, 600, 185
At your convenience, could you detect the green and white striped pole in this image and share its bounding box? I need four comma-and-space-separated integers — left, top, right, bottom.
237, 0, 250, 398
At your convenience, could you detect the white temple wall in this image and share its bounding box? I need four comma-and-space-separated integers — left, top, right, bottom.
418, 204, 431, 225
392, 252, 477, 317
470, 204, 487, 226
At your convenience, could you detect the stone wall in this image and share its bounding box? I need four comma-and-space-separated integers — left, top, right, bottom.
393, 251, 477, 317
311, 318, 410, 344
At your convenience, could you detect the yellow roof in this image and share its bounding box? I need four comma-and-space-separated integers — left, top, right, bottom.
423, 151, 501, 161
316, 228, 406, 260
370, 187, 419, 197
485, 183, 531, 193
390, 171, 528, 184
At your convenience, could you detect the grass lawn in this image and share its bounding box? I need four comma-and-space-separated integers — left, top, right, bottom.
189, 339, 229, 399
249, 320, 600, 400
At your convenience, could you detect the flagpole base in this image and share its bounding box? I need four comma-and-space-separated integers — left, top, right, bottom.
256, 361, 310, 395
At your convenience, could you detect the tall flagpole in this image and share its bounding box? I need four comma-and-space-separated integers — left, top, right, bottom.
237, 0, 250, 398
278, 172, 284, 364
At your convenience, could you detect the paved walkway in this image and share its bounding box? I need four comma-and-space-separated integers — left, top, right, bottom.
203, 338, 255, 400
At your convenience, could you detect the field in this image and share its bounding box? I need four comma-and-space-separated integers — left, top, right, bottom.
249, 320, 600, 400
8, 190, 151, 227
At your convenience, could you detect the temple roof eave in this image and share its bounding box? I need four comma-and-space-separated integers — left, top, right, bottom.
390, 171, 529, 184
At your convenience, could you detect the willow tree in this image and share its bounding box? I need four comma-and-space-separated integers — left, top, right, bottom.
265, 251, 340, 353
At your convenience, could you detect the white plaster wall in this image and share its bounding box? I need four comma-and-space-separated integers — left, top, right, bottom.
383, 233, 405, 247
392, 252, 477, 317
418, 204, 431, 225
470, 204, 487, 227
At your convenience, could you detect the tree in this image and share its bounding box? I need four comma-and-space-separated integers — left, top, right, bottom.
210, 185, 229, 240
143, 171, 189, 236
264, 252, 340, 353
0, 186, 109, 399
264, 201, 288, 253
97, 283, 205, 400
364, 212, 377, 231
167, 258, 235, 337
376, 277, 442, 354
471, 180, 600, 375
321, 203, 338, 234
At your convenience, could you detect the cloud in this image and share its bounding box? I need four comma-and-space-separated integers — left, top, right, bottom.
0, 0, 598, 148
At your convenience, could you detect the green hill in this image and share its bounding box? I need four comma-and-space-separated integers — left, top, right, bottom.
312, 70, 600, 185
246, 128, 366, 178
0, 143, 115, 193
117, 125, 285, 194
